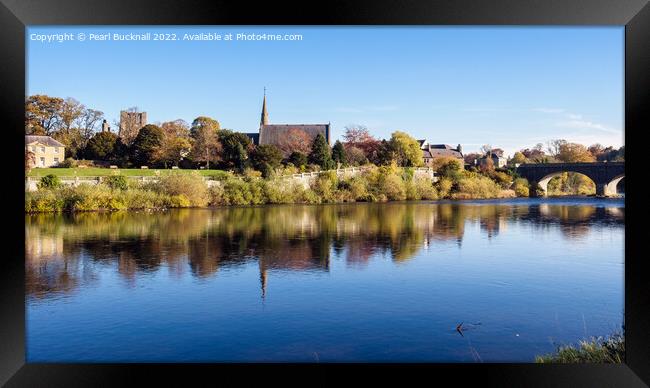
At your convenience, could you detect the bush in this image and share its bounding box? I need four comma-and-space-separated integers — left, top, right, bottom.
38, 174, 62, 190
311, 171, 338, 203
436, 177, 454, 198
156, 174, 209, 207
432, 157, 464, 179
103, 175, 129, 191
58, 158, 78, 168
454, 175, 501, 199
414, 176, 438, 200
25, 189, 65, 212
513, 178, 530, 197
221, 178, 255, 205
381, 173, 407, 201
491, 170, 513, 189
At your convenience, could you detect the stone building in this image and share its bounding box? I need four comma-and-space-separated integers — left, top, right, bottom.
418, 139, 464, 166
245, 92, 330, 147
478, 149, 507, 168
25, 135, 65, 167
119, 110, 147, 142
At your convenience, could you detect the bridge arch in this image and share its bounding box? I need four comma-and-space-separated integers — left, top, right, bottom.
537, 171, 597, 196
516, 162, 625, 197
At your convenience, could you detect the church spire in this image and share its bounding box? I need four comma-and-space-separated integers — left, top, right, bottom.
260, 87, 269, 128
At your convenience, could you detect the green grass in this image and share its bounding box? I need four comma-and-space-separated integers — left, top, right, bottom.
535, 334, 624, 363
27, 167, 230, 179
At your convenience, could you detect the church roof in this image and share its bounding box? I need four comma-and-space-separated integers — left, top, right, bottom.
259, 124, 330, 146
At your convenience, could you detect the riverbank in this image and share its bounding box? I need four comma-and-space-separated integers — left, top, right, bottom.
26, 165, 522, 212
535, 333, 624, 363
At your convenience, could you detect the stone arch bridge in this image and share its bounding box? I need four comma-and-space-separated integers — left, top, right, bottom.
516, 162, 624, 196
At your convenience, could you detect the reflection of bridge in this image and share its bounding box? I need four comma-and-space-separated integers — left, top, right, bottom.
516, 162, 625, 196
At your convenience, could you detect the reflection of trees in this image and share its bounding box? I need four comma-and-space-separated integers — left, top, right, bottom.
26, 201, 624, 299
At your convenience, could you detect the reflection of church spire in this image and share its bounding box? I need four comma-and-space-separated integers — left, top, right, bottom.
259, 259, 267, 300
260, 87, 269, 128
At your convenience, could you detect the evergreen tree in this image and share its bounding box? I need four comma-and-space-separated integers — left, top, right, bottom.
288, 151, 308, 168
84, 131, 118, 160
308, 133, 334, 170
331, 140, 347, 167
130, 124, 164, 167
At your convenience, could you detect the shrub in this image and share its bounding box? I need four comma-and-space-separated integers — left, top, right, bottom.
436, 177, 454, 198
38, 174, 62, 190
311, 171, 338, 203
513, 178, 530, 197
381, 173, 407, 201
414, 176, 438, 200
58, 158, 78, 168
222, 178, 254, 205
103, 175, 129, 191
491, 170, 513, 189
432, 157, 464, 179
454, 175, 501, 199
25, 190, 65, 212
156, 174, 209, 207
208, 184, 226, 206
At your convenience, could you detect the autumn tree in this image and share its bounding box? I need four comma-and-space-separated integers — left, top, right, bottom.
464, 153, 482, 166
480, 144, 493, 156
388, 131, 423, 167
557, 142, 596, 163
157, 119, 192, 168
511, 151, 526, 165
25, 95, 64, 135
190, 116, 221, 168
342, 124, 381, 163
344, 145, 367, 166
25, 150, 36, 172
521, 147, 547, 163
546, 139, 568, 158
275, 128, 312, 156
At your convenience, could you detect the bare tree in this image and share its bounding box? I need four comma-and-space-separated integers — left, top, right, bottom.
546, 139, 567, 158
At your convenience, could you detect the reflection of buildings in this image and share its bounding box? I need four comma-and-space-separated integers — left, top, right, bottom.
26, 202, 624, 300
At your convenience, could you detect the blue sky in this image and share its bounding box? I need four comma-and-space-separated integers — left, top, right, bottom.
27, 26, 624, 156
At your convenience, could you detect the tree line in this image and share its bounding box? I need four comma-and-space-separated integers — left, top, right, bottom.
26, 95, 624, 178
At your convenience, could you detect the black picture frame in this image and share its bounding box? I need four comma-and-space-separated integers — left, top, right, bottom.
1, 0, 648, 386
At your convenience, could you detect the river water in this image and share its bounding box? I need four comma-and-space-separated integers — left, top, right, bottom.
26, 198, 624, 362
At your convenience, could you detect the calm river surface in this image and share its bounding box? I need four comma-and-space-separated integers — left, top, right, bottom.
26, 198, 624, 362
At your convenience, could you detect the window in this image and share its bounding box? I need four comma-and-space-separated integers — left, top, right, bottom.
55, 147, 59, 153
39, 157, 45, 166
41, 147, 45, 153
54, 158, 59, 163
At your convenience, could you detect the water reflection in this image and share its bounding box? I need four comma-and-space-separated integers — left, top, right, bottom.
26, 200, 624, 301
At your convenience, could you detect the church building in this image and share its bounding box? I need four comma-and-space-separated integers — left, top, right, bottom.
245, 91, 331, 146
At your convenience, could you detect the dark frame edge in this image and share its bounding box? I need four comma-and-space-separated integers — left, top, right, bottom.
624, 1, 650, 386
0, 0, 26, 387
1, 0, 649, 386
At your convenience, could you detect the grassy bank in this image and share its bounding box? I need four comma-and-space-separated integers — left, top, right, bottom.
535, 333, 624, 363
26, 164, 524, 212
27, 167, 231, 178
